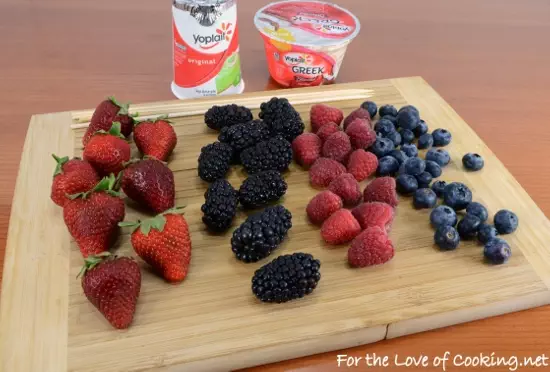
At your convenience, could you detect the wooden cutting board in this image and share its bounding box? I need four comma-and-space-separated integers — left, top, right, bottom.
2, 77, 550, 372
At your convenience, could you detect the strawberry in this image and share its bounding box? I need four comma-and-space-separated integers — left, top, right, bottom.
120, 208, 192, 283
134, 117, 177, 161
83, 96, 134, 146
121, 159, 175, 213
83, 122, 131, 177
63, 175, 125, 257
346, 149, 378, 182
343, 108, 372, 130
322, 132, 352, 164
352, 202, 395, 231
316, 122, 341, 143
306, 190, 343, 225
292, 133, 322, 168
79, 252, 141, 329
50, 154, 100, 207
309, 157, 346, 188
310, 104, 344, 132
348, 227, 395, 267
320, 209, 361, 245
345, 118, 377, 149
328, 173, 362, 206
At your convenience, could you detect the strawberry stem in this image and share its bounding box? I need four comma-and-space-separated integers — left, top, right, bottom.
108, 96, 130, 116
52, 154, 69, 176
68, 174, 120, 200
77, 251, 111, 278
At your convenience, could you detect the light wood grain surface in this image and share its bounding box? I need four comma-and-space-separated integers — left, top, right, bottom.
1, 0, 550, 371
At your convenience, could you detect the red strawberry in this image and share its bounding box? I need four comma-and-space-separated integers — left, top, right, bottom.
343, 108, 372, 130
309, 157, 346, 188
310, 104, 344, 132
352, 202, 395, 231
321, 209, 361, 245
306, 190, 343, 225
317, 122, 341, 143
363, 177, 399, 207
134, 117, 177, 161
63, 175, 125, 257
83, 96, 134, 146
292, 133, 322, 168
50, 154, 100, 207
83, 122, 131, 177
347, 149, 378, 181
322, 132, 352, 164
328, 173, 362, 206
121, 159, 175, 213
348, 227, 395, 267
120, 209, 192, 283
345, 118, 377, 149
79, 252, 141, 329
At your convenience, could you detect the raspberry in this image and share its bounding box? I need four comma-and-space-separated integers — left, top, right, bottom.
322, 132, 352, 163
346, 149, 378, 182
310, 104, 344, 132
309, 158, 347, 188
348, 227, 395, 268
352, 202, 394, 231
317, 122, 341, 143
292, 133, 322, 168
345, 118, 377, 150
343, 108, 372, 130
320, 209, 361, 245
306, 190, 343, 225
363, 177, 398, 207
328, 173, 362, 206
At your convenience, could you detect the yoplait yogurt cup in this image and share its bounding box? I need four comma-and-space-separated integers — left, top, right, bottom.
254, 0, 360, 88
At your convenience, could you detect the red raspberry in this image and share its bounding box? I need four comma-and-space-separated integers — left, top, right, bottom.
310, 104, 344, 132
306, 190, 343, 225
352, 202, 394, 231
322, 132, 352, 164
343, 108, 372, 130
292, 133, 322, 168
345, 118, 377, 149
348, 227, 395, 267
309, 158, 347, 188
328, 173, 362, 207
317, 122, 341, 143
321, 209, 361, 245
363, 177, 399, 207
346, 149, 378, 182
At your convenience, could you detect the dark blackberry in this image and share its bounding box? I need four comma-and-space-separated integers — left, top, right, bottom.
462, 153, 484, 171
431, 180, 447, 197
418, 133, 433, 149
360, 101, 378, 118
240, 135, 292, 174
432, 128, 452, 147
238, 171, 287, 209
197, 141, 233, 182
414, 120, 429, 137
218, 120, 271, 155
379, 104, 398, 117
259, 97, 304, 141
231, 205, 292, 263
204, 104, 253, 131
400, 129, 415, 144
251, 252, 321, 303
443, 182, 472, 211
201, 179, 238, 232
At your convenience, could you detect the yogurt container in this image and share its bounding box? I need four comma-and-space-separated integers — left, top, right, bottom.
254, 0, 360, 87
171, 0, 245, 98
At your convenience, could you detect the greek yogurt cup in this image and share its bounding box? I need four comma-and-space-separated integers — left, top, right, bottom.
254, 0, 360, 87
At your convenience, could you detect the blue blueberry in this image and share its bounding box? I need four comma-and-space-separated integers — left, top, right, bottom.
431, 180, 447, 197
493, 210, 519, 234
413, 188, 437, 209
484, 238, 511, 265
462, 153, 484, 171
400, 129, 415, 144
477, 224, 499, 244
375, 119, 396, 136
397, 109, 420, 130
434, 225, 460, 251
457, 214, 482, 239
430, 205, 458, 228
466, 202, 488, 222
417, 133, 433, 149
425, 148, 450, 167
360, 101, 378, 119
384, 131, 402, 147
404, 157, 426, 176
377, 156, 400, 176
381, 115, 398, 126
369, 138, 394, 158
398, 105, 420, 116
424, 160, 442, 178
414, 120, 429, 137
416, 171, 433, 188
432, 128, 452, 147
379, 104, 398, 118
389, 149, 409, 165
443, 182, 472, 211
401, 143, 418, 158
396, 174, 418, 195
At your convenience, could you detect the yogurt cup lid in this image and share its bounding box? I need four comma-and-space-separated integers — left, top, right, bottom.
254, 0, 360, 47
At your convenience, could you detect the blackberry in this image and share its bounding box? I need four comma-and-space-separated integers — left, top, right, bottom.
478, 224, 499, 244
466, 202, 488, 222
430, 205, 458, 228
251, 252, 321, 303
414, 120, 429, 137
238, 171, 287, 209
401, 143, 418, 158
361, 101, 378, 118
425, 160, 442, 178
462, 153, 484, 171
413, 188, 437, 209
443, 182, 472, 211
404, 157, 426, 176
231, 205, 292, 263
431, 180, 447, 197
396, 174, 418, 195
434, 225, 460, 251
379, 104, 398, 117
259, 97, 304, 141
204, 104, 253, 131
416, 171, 433, 188
377, 156, 400, 176
381, 115, 398, 126
457, 214, 482, 239
197, 141, 233, 182
375, 119, 396, 136
493, 209, 519, 234
240, 135, 292, 174
369, 138, 394, 158
400, 129, 415, 144
432, 128, 452, 147
218, 120, 271, 155
384, 131, 402, 147
201, 179, 238, 232
389, 149, 409, 165
426, 148, 451, 167
397, 109, 420, 130
418, 133, 433, 149
484, 238, 511, 265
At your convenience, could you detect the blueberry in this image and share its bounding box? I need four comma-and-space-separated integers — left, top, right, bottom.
477, 224, 499, 244
484, 238, 511, 264
443, 182, 472, 211
425, 148, 451, 167
416, 171, 433, 188
400, 129, 415, 144
401, 143, 419, 158
379, 104, 398, 117
457, 214, 482, 239
375, 119, 396, 136
462, 153, 484, 171
424, 160, 442, 178
377, 156, 400, 176
430, 205, 458, 228
397, 110, 420, 130
432, 128, 452, 147
417, 133, 433, 149
369, 138, 394, 158
384, 131, 402, 147
466, 202, 488, 222
431, 180, 447, 197
398, 105, 420, 116
381, 115, 398, 126
413, 188, 437, 209
361, 101, 378, 119
414, 120, 429, 137
396, 174, 418, 195
389, 149, 409, 165
434, 225, 460, 250
493, 209, 519, 234
404, 157, 426, 176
